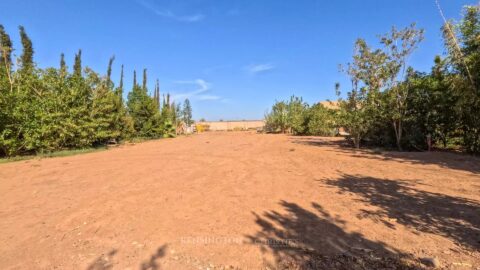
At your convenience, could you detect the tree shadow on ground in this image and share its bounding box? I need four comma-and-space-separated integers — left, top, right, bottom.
325, 174, 480, 251
139, 244, 168, 270
291, 137, 353, 148
290, 137, 480, 174
86, 244, 167, 270
246, 200, 425, 269
86, 249, 118, 270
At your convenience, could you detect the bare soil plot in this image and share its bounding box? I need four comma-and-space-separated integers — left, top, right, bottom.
0, 132, 479, 269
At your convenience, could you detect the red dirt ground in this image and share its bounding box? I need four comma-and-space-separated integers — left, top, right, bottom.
0, 132, 479, 269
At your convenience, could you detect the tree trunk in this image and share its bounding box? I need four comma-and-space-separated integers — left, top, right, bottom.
354, 134, 360, 149
393, 121, 403, 151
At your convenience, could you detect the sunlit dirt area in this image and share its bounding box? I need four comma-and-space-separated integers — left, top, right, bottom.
1, 132, 479, 269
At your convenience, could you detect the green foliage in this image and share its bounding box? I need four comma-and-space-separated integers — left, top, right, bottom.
265, 96, 336, 135
338, 24, 424, 149
142, 68, 147, 91
153, 79, 160, 108
287, 96, 308, 135
73, 49, 82, 77
106, 55, 115, 86
0, 24, 13, 69
334, 8, 479, 153
442, 6, 480, 153
60, 53, 66, 74
161, 120, 176, 138
115, 64, 124, 103
127, 81, 161, 138
306, 103, 337, 136
182, 98, 193, 126
87, 68, 129, 144
337, 39, 381, 148
265, 100, 288, 133
19, 26, 34, 72
0, 25, 184, 157
264, 7, 478, 155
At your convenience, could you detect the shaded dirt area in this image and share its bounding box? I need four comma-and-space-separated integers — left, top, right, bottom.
0, 132, 479, 269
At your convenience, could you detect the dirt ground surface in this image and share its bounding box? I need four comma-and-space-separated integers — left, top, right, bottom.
1, 132, 479, 270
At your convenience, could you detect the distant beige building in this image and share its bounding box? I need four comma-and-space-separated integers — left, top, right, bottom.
200, 120, 265, 131
319, 100, 339, 110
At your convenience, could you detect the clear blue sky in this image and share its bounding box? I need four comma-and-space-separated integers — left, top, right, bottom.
0, 0, 474, 120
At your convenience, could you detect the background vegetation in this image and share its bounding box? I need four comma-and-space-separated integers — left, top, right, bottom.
266, 5, 480, 154
0, 26, 193, 157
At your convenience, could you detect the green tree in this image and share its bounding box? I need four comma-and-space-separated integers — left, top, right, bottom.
0, 24, 13, 72
59, 53, 67, 77
286, 95, 308, 135
115, 64, 124, 101
19, 26, 34, 72
182, 98, 193, 126
305, 103, 337, 136
265, 100, 289, 133
133, 69, 137, 87
87, 68, 122, 144
142, 68, 147, 91
381, 24, 424, 150
338, 24, 423, 150
0, 25, 19, 155
154, 79, 160, 108
127, 71, 161, 137
442, 6, 480, 153
73, 49, 82, 77
427, 56, 457, 148
106, 55, 115, 86
0, 25, 185, 157
160, 93, 176, 137
338, 39, 387, 148
175, 101, 182, 124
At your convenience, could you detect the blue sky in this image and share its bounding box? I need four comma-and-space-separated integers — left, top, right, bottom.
0, 0, 474, 120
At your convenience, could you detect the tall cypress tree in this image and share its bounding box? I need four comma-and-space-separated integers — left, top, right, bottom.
59, 53, 67, 77
142, 68, 147, 91
0, 24, 13, 150
119, 65, 124, 89
18, 26, 34, 72
60, 53, 66, 69
117, 64, 124, 101
0, 24, 13, 71
73, 49, 82, 77
155, 79, 160, 107
106, 55, 115, 86
133, 70, 137, 87
183, 98, 193, 126
127, 74, 159, 137
111, 64, 131, 139
153, 80, 157, 105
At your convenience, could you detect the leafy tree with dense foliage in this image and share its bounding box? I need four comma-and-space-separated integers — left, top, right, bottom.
265, 100, 289, 133
265, 96, 337, 135
336, 38, 387, 148
441, 6, 480, 153
305, 103, 337, 136
159, 94, 176, 137
286, 96, 309, 135
19, 26, 34, 72
380, 25, 424, 150
127, 70, 162, 138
